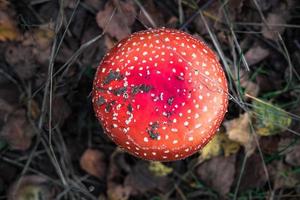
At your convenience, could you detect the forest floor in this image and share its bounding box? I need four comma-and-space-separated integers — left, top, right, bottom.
1, 0, 300, 199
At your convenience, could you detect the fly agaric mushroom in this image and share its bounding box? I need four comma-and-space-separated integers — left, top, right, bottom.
92, 28, 228, 161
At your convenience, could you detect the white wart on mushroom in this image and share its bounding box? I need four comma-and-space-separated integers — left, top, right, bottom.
92, 28, 228, 161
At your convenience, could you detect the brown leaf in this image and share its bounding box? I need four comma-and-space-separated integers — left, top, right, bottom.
0, 2, 20, 41
0, 109, 34, 151
245, 44, 270, 66
262, 13, 287, 41
96, 0, 137, 40
196, 155, 236, 196
124, 161, 172, 195
235, 153, 268, 191
224, 113, 256, 156
5, 45, 38, 80
80, 149, 107, 179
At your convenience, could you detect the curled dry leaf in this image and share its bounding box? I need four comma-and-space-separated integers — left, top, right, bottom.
96, 0, 137, 40
245, 44, 270, 66
8, 175, 55, 200
196, 155, 236, 196
252, 100, 292, 136
224, 112, 256, 156
80, 149, 107, 179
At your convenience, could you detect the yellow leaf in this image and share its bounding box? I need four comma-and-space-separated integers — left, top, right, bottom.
219, 133, 241, 157
148, 161, 173, 176
200, 133, 222, 160
200, 132, 241, 160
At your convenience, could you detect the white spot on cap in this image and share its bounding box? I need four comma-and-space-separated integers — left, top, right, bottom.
144, 137, 149, 142
195, 123, 202, 129
173, 140, 178, 144
171, 128, 178, 132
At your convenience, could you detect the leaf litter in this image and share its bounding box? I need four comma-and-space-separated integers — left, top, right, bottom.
0, 0, 300, 199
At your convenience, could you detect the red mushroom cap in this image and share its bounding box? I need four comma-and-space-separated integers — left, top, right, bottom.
92, 28, 228, 161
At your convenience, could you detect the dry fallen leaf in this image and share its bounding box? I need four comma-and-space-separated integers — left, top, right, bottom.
148, 161, 173, 177
224, 113, 256, 156
219, 133, 241, 157
245, 44, 270, 66
0, 2, 20, 41
96, 0, 137, 40
235, 153, 268, 191
262, 13, 286, 41
80, 149, 107, 179
196, 155, 236, 196
200, 133, 222, 160
0, 109, 34, 151
200, 132, 241, 161
124, 161, 172, 195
